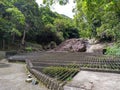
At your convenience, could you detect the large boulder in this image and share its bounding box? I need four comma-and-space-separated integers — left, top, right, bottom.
86, 39, 114, 54
54, 38, 87, 52
86, 44, 104, 53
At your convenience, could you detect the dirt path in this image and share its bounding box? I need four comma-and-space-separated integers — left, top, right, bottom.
0, 59, 47, 90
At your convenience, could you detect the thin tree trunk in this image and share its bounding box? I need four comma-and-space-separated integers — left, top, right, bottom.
21, 30, 26, 45
12, 34, 15, 44
2, 39, 5, 50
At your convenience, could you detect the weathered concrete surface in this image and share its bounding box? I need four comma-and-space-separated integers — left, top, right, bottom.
0, 59, 47, 90
0, 51, 5, 60
64, 71, 120, 90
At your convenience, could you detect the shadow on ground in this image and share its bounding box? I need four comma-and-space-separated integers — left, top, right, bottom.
0, 63, 10, 68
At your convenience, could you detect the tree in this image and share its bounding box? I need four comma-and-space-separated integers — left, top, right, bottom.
74, 0, 120, 41
14, 0, 43, 45
0, 0, 25, 49
43, 0, 69, 5
54, 18, 79, 39
44, 0, 120, 41
6, 7, 25, 43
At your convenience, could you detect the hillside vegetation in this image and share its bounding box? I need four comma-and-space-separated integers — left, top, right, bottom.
1, 0, 120, 55
0, 0, 79, 50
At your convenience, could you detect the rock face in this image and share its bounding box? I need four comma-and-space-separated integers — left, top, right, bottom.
54, 38, 87, 52
53, 38, 112, 54
86, 44, 105, 54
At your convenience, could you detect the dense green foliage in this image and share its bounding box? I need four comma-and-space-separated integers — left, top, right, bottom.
74, 0, 120, 41
36, 7, 79, 46
0, 0, 79, 50
0, 0, 25, 49
106, 43, 120, 56
44, 0, 120, 55
1, 0, 120, 51
44, 0, 120, 41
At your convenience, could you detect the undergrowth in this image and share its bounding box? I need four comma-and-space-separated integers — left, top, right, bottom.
105, 43, 120, 56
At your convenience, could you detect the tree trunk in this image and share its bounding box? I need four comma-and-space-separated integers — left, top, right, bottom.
12, 33, 15, 44
2, 39, 5, 50
21, 30, 26, 45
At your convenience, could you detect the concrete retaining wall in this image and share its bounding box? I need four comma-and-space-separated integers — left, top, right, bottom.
26, 59, 64, 90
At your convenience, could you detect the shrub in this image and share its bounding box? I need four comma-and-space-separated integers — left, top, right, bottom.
25, 46, 32, 52
49, 41, 56, 49
26, 42, 43, 51
105, 43, 120, 56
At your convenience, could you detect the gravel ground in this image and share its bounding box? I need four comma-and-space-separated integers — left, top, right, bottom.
0, 59, 47, 90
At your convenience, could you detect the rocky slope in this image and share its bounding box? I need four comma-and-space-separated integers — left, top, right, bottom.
54, 38, 87, 52
53, 38, 113, 54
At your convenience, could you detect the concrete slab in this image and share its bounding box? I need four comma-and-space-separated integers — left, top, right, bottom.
0, 59, 47, 90
64, 71, 120, 90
